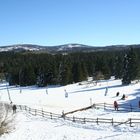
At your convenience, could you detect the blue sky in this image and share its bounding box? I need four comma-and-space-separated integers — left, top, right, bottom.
0, 0, 140, 46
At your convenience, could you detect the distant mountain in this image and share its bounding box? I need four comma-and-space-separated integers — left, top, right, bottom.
0, 43, 140, 54
0, 44, 47, 52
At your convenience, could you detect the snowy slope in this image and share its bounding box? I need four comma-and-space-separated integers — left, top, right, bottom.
0, 45, 45, 52
1, 111, 140, 140
0, 78, 140, 139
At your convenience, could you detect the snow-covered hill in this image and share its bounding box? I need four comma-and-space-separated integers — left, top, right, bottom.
0, 43, 95, 53
0, 78, 140, 139
0, 44, 140, 53
0, 44, 46, 52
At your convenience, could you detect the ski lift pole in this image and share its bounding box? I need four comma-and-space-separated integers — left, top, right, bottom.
6, 83, 12, 103
4, 73, 12, 103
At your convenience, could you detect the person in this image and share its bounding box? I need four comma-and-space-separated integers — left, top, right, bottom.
64, 89, 68, 98
114, 101, 118, 111
104, 87, 108, 96
116, 92, 120, 97
12, 104, 17, 113
121, 94, 125, 100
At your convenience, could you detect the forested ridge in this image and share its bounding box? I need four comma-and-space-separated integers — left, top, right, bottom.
0, 46, 140, 86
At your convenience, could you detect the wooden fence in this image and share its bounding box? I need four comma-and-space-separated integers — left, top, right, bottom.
64, 102, 140, 116
17, 105, 61, 119
90, 102, 140, 112
16, 104, 140, 127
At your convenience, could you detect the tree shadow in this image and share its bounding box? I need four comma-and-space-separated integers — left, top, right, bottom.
118, 89, 140, 112
7, 85, 62, 91
69, 84, 124, 94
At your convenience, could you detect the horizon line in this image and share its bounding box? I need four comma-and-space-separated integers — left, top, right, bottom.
0, 43, 140, 47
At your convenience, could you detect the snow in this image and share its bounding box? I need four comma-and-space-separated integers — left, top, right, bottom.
67, 44, 81, 48
58, 44, 81, 51
0, 45, 41, 52
0, 78, 140, 139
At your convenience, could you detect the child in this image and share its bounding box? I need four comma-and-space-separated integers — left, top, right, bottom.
114, 101, 118, 111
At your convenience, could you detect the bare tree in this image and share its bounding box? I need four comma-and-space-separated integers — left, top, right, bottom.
0, 103, 15, 135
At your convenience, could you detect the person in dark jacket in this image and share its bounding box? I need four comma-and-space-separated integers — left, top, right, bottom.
121, 94, 125, 100
116, 92, 120, 97
114, 101, 118, 111
12, 104, 17, 113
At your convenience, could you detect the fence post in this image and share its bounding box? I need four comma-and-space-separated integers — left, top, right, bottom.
62, 110, 65, 120
92, 103, 95, 108
35, 109, 37, 116
83, 118, 86, 124
104, 103, 106, 110
19, 105, 22, 110
42, 109, 44, 117
129, 118, 132, 127
29, 107, 30, 113
50, 113, 52, 119
73, 116, 75, 122
25, 106, 27, 111
96, 118, 99, 125
111, 118, 114, 126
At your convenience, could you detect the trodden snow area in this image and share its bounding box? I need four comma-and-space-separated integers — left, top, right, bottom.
0, 77, 140, 140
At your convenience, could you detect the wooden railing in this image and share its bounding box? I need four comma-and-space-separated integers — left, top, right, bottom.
16, 104, 140, 127
17, 105, 61, 119
91, 102, 140, 112
64, 102, 140, 116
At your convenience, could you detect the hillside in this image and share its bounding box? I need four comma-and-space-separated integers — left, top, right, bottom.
0, 44, 140, 54
0, 78, 140, 139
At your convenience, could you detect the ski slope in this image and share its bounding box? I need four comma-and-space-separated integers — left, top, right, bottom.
0, 78, 140, 140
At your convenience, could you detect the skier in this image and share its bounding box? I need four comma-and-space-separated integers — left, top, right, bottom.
121, 94, 125, 100
116, 92, 120, 97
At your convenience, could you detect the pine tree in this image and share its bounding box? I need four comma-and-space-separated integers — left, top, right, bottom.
114, 56, 123, 79
122, 53, 130, 84
122, 47, 138, 84
128, 47, 138, 81
20, 64, 36, 86
36, 68, 45, 87
60, 64, 72, 85
72, 62, 87, 83
94, 57, 111, 80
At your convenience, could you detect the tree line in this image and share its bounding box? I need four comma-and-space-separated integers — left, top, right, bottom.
0, 46, 140, 86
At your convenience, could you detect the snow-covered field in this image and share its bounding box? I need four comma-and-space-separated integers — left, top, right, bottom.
0, 78, 140, 140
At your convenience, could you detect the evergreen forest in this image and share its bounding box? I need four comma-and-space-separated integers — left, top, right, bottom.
0, 46, 140, 87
